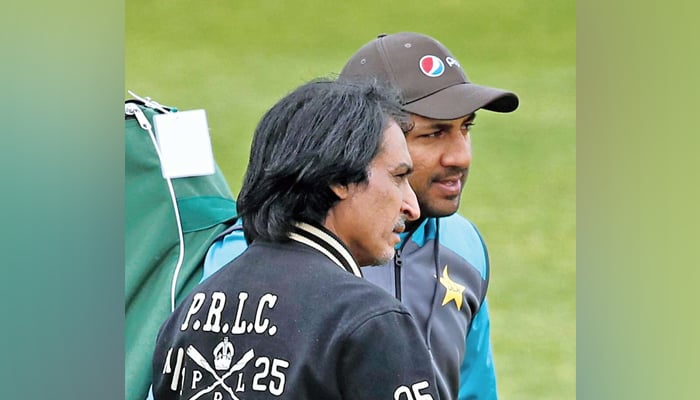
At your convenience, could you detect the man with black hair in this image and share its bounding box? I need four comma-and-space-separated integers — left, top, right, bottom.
151, 78, 437, 399
338, 32, 520, 400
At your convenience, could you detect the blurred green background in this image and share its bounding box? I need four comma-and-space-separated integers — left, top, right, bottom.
126, 1, 575, 399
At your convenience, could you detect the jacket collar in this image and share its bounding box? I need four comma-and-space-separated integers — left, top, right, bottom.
398, 217, 438, 249
288, 222, 362, 278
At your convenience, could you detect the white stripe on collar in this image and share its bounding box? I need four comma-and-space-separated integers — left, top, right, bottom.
288, 222, 362, 277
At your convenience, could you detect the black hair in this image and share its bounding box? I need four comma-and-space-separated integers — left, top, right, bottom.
238, 77, 409, 243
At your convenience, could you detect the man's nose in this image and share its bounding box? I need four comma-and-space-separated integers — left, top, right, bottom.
401, 181, 420, 222
441, 132, 472, 169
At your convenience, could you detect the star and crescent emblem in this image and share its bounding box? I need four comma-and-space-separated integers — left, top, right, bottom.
439, 265, 465, 310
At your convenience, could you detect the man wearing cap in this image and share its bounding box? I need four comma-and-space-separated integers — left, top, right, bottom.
336, 32, 519, 400
202, 32, 519, 400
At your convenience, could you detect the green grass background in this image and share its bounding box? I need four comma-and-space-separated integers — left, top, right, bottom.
127, 1, 575, 399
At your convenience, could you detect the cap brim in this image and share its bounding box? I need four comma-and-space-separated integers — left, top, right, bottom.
403, 83, 519, 120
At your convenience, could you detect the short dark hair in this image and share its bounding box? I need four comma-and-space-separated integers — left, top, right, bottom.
238, 78, 409, 243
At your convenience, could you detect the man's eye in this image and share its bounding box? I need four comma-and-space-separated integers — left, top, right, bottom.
423, 130, 443, 138
395, 171, 411, 181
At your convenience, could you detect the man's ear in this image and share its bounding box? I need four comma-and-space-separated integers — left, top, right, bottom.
330, 184, 350, 200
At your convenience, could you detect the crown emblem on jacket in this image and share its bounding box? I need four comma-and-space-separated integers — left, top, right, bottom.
213, 337, 234, 370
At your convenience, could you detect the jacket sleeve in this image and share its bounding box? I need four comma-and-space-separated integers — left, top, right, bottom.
341, 310, 439, 399
458, 299, 498, 400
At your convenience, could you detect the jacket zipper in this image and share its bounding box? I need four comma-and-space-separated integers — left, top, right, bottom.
394, 223, 421, 301
394, 248, 403, 301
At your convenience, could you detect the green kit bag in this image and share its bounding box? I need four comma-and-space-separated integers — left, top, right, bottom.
125, 95, 238, 400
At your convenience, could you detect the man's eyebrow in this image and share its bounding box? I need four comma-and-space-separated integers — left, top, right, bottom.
414, 114, 476, 131
412, 121, 451, 132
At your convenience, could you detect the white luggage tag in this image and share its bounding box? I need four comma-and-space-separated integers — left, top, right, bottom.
152, 109, 216, 179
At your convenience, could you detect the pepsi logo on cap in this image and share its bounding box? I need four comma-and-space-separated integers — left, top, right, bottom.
419, 55, 445, 77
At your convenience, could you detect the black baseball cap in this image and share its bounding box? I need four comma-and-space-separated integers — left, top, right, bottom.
340, 32, 519, 120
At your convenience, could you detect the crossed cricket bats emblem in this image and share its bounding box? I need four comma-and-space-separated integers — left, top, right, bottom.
186, 345, 255, 400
